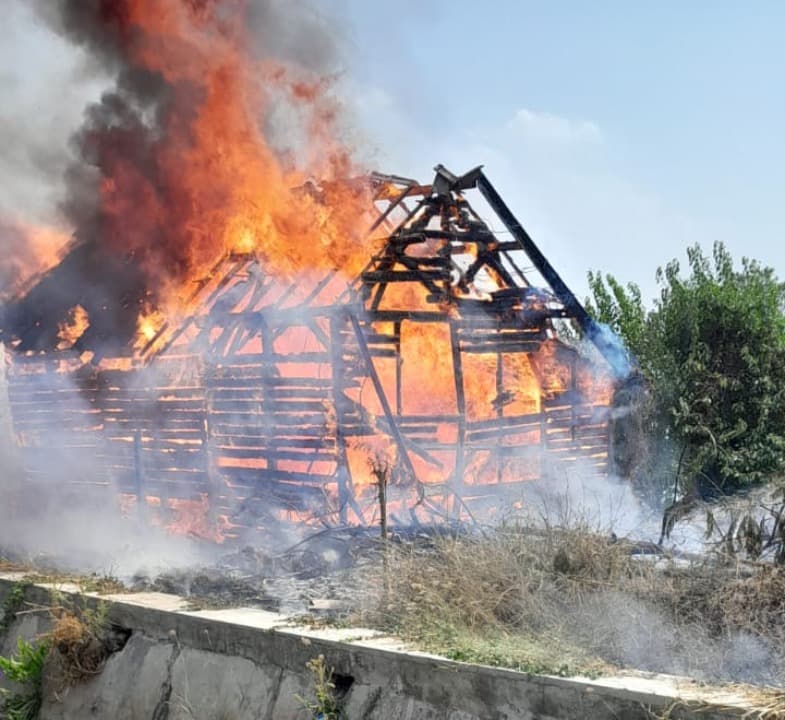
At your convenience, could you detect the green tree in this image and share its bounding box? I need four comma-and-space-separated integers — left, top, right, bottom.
588, 242, 785, 497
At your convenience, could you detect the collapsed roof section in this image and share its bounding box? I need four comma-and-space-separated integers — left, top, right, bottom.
0, 240, 149, 360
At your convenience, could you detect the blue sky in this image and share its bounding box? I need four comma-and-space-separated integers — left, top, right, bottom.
334, 0, 785, 303
3, 1, 783, 305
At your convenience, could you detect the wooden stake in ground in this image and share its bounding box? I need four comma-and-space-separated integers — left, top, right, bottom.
370, 451, 391, 594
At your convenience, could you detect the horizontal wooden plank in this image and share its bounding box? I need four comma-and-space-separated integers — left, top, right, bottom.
140, 445, 206, 460
208, 436, 335, 450
137, 467, 208, 481
103, 416, 206, 430
209, 387, 330, 401
215, 447, 337, 463
363, 270, 448, 283
208, 399, 327, 413
546, 437, 607, 449
218, 466, 335, 487
460, 341, 541, 354
99, 386, 204, 398
10, 407, 102, 421
466, 425, 542, 442
362, 333, 399, 345
101, 398, 205, 410
366, 348, 397, 358
8, 393, 100, 405
397, 424, 438, 435
103, 435, 205, 447
465, 413, 542, 431
124, 480, 211, 498
205, 375, 333, 388
457, 329, 544, 343
208, 411, 328, 425
12, 422, 104, 435
208, 352, 331, 368
209, 426, 333, 441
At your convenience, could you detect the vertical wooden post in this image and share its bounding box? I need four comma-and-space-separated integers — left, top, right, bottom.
449, 320, 466, 517
201, 412, 218, 528
394, 320, 402, 417
259, 318, 276, 474
540, 404, 548, 481
329, 315, 350, 525
495, 347, 504, 484
570, 354, 578, 450
373, 459, 391, 597
133, 426, 145, 519
377, 466, 388, 543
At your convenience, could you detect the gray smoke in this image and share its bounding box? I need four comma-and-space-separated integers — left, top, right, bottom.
1, 0, 352, 301
0, 2, 101, 227
0, 221, 42, 300
32, 0, 345, 73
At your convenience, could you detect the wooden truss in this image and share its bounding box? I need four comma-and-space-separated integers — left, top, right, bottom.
6, 166, 619, 534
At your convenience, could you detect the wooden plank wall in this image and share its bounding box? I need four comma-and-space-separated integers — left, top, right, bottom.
6, 351, 610, 525
204, 354, 340, 526
7, 366, 107, 498
7, 359, 211, 512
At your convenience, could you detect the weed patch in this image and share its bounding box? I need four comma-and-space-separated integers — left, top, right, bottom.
0, 583, 129, 715
295, 654, 341, 720
1, 582, 29, 635
0, 637, 49, 720
357, 523, 785, 684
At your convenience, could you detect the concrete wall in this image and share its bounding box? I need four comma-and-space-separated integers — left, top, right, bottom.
0, 575, 753, 720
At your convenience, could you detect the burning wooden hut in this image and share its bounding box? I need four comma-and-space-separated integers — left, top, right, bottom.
0, 165, 624, 538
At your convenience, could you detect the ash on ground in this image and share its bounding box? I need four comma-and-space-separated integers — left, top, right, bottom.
130, 527, 391, 616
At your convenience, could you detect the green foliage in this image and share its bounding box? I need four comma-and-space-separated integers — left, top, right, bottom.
0, 637, 49, 720
586, 269, 648, 362
1, 583, 28, 635
588, 242, 785, 495
0, 584, 117, 718
423, 628, 596, 679
295, 654, 340, 720
0, 637, 48, 686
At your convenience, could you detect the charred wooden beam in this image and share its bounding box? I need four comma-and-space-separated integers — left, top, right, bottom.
477, 172, 630, 377
347, 312, 420, 489
394, 320, 402, 416
362, 270, 448, 284
449, 319, 467, 514
459, 342, 542, 354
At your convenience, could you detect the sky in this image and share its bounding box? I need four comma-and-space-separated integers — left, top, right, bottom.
334, 0, 785, 303
2, 0, 784, 305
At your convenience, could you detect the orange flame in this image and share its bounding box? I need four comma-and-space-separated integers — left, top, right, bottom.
0, 220, 71, 300
134, 307, 166, 352
57, 305, 90, 348
74, 0, 374, 316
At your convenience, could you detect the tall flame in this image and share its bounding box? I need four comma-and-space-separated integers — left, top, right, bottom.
40, 0, 372, 318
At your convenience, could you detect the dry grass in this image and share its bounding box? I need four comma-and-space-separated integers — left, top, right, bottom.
716, 566, 785, 644
0, 557, 28, 572
355, 521, 785, 684
356, 522, 641, 676
46, 603, 111, 689
643, 691, 785, 720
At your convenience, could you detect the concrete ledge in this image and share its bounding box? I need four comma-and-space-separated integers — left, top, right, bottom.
0, 574, 759, 719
